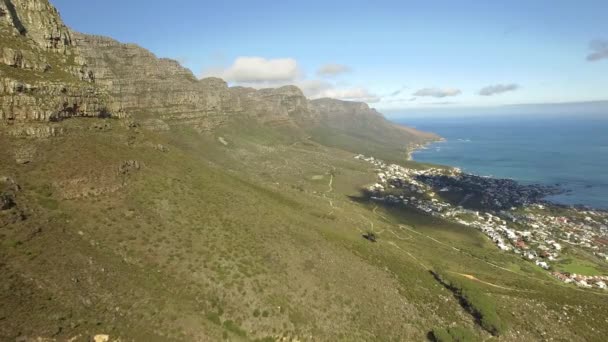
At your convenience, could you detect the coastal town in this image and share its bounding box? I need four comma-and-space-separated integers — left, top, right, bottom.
355, 154, 608, 290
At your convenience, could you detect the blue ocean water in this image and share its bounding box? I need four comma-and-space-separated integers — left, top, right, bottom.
395, 115, 608, 209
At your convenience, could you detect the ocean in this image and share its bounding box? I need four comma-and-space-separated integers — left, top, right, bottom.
394, 114, 608, 209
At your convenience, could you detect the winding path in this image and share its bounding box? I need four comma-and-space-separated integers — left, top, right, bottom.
449, 272, 519, 291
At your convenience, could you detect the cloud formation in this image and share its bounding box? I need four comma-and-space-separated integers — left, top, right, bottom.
316, 63, 352, 77
297, 79, 332, 97
203, 57, 379, 103
385, 86, 408, 97
413, 87, 462, 98
203, 56, 300, 83
587, 39, 608, 61
316, 87, 381, 103
479, 83, 519, 96
297, 80, 380, 102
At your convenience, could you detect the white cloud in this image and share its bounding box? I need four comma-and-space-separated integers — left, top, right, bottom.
317, 63, 352, 77
202, 57, 379, 104
297, 79, 333, 97
202, 56, 300, 83
387, 87, 406, 97
587, 39, 608, 62
413, 87, 462, 98
316, 87, 381, 103
297, 80, 379, 103
479, 83, 519, 96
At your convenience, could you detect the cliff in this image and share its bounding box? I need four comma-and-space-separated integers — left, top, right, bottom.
0, 0, 434, 142
309, 98, 439, 161
73, 33, 319, 131
0, 0, 113, 125
3, 3, 604, 342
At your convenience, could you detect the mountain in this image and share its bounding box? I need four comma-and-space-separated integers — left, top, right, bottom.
309, 98, 437, 162
1, 1, 435, 142
0, 0, 113, 126
1, 1, 607, 342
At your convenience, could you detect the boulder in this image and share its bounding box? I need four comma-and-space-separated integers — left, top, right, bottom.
118, 160, 141, 175
0, 193, 16, 210
154, 144, 169, 152
14, 145, 36, 164
93, 334, 110, 342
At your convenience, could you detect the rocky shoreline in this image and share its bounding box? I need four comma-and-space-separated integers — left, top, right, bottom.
404, 138, 605, 211
406, 137, 446, 161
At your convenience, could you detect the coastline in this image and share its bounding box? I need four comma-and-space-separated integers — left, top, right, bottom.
357, 152, 608, 284
396, 116, 608, 210
406, 140, 572, 209
407, 137, 607, 211
406, 137, 446, 161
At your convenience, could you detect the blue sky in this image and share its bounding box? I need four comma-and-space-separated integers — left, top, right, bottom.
53, 0, 608, 111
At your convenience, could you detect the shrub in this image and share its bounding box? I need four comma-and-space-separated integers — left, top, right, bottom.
205, 312, 221, 326
431, 326, 478, 342
431, 271, 507, 336
223, 320, 247, 337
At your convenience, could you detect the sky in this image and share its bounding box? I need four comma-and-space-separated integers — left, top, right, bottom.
52, 0, 608, 113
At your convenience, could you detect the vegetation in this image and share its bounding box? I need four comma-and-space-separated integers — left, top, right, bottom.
431, 270, 507, 336
2, 110, 608, 340
556, 256, 604, 276
431, 326, 479, 342
2, 7, 608, 339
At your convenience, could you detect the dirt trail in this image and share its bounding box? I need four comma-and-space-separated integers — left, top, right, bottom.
319, 166, 336, 212
387, 241, 430, 270
400, 225, 461, 252
338, 201, 608, 297
385, 228, 413, 241
449, 272, 519, 291
372, 206, 389, 221
312, 169, 606, 296
398, 224, 537, 277
370, 206, 541, 284
359, 214, 378, 233
397, 223, 608, 296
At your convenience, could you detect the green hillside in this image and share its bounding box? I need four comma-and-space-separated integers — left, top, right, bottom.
1, 1, 607, 341
1, 115, 607, 341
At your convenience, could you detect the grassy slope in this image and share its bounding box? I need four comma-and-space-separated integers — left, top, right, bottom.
0, 117, 607, 341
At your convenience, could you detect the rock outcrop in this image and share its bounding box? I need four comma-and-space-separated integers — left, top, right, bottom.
311, 97, 437, 142
118, 160, 141, 175
1, 0, 73, 51
0, 192, 16, 210
307, 98, 440, 159
0, 176, 24, 227
0, 0, 112, 122
0, 0, 435, 149
73, 33, 316, 131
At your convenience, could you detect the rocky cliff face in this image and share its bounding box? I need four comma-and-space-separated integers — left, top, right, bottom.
0, 0, 111, 125
73, 33, 317, 131
0, 0, 433, 146
1, 0, 72, 51
310, 97, 437, 142
72, 33, 242, 131
308, 98, 440, 161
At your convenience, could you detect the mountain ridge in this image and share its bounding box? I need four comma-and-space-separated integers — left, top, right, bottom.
6, 1, 607, 342
1, 0, 437, 149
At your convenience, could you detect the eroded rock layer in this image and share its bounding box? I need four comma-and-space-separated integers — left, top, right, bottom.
1, 0, 434, 145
